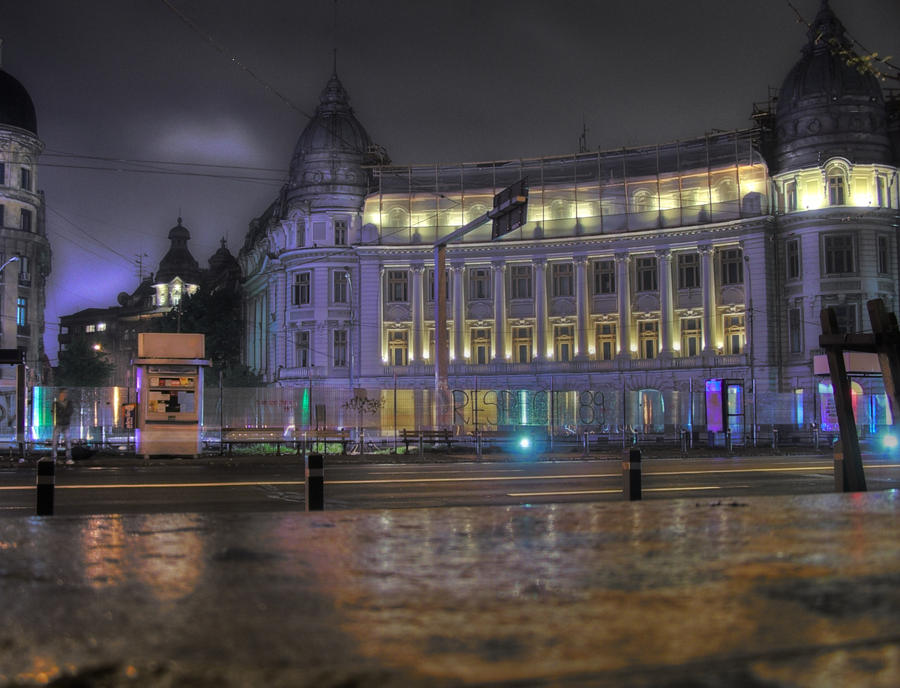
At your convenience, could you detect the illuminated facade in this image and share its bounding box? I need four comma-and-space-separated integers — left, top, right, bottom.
0, 63, 51, 384
240, 2, 900, 434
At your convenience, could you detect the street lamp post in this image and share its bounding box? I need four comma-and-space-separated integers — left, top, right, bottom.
0, 257, 23, 456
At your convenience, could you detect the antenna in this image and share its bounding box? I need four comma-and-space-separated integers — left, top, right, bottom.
578, 115, 589, 153
332, 0, 339, 74
134, 252, 149, 282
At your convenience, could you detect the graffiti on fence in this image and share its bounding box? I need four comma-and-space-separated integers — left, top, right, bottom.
451, 388, 614, 429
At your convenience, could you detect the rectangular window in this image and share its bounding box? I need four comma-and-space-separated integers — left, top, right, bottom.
831, 303, 857, 333
388, 330, 409, 366
635, 257, 657, 292
680, 318, 702, 357
877, 175, 887, 207
592, 260, 615, 294
638, 320, 658, 359
554, 325, 574, 362
677, 253, 699, 289
786, 180, 798, 211
510, 265, 532, 299
17, 255, 30, 285
296, 330, 310, 367
20, 168, 31, 191
85, 324, 96, 333
724, 315, 745, 354
387, 270, 409, 303
291, 272, 310, 305
0, 205, 4, 228
512, 326, 532, 363
470, 328, 491, 365
333, 270, 348, 304
878, 236, 890, 275
469, 268, 491, 300
823, 235, 855, 275
786, 239, 800, 280
0, 162, 4, 184
334, 219, 347, 246
16, 297, 27, 327
552, 263, 574, 297
333, 330, 348, 367
96, 322, 106, 332
21, 208, 32, 232
595, 322, 616, 360
828, 175, 846, 205
788, 308, 802, 353
720, 248, 743, 285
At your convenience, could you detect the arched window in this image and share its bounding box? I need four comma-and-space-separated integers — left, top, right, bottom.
825, 161, 850, 206
632, 189, 654, 213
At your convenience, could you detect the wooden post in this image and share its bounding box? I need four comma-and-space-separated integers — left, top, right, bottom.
820, 307, 867, 492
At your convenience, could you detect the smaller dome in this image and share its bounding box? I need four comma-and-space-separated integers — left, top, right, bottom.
168, 217, 191, 242
0, 69, 38, 136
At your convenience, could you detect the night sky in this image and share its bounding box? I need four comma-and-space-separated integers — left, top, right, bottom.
2, 0, 899, 364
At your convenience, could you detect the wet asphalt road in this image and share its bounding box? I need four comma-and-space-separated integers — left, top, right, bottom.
2, 453, 899, 515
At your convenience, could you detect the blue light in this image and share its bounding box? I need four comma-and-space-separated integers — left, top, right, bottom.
882, 433, 898, 451
519, 436, 531, 449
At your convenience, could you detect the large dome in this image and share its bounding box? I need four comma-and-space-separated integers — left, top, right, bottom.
285, 73, 383, 210
773, 1, 890, 172
0, 68, 38, 136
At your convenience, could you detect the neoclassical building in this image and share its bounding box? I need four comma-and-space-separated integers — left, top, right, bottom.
0, 62, 51, 385
240, 2, 900, 437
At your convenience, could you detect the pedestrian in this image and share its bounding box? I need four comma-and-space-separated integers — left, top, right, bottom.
51, 388, 74, 465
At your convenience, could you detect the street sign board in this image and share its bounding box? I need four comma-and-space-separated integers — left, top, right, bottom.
491, 178, 528, 240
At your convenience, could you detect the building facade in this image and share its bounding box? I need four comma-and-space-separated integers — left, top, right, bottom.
240, 2, 900, 437
0, 62, 51, 384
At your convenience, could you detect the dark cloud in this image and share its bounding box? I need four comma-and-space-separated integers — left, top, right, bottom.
1, 0, 898, 362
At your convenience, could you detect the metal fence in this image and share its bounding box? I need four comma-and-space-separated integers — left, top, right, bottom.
9, 381, 894, 453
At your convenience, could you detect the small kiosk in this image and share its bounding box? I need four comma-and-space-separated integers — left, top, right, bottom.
134, 333, 209, 458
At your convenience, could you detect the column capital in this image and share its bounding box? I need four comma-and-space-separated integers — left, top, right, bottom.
491, 259, 506, 271
449, 261, 465, 273
698, 243, 714, 256
533, 256, 547, 268
655, 248, 672, 261
574, 254, 589, 266
614, 251, 631, 264
411, 262, 425, 274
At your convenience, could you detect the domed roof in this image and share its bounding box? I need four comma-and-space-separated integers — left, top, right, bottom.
285, 72, 384, 210
0, 68, 38, 136
156, 218, 201, 285
773, 0, 890, 171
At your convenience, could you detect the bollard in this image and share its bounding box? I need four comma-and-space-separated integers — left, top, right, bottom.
305, 453, 324, 511
772, 428, 779, 451
833, 439, 845, 492
622, 448, 642, 501
680, 429, 688, 456
36, 457, 54, 516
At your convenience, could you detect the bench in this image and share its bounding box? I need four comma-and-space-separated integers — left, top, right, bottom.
221, 427, 292, 455
400, 429, 454, 452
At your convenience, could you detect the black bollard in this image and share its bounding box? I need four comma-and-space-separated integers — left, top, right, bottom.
623, 448, 642, 501
305, 453, 324, 511
36, 458, 55, 516
833, 439, 845, 492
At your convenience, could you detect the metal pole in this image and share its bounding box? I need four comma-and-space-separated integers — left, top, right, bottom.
393, 373, 398, 454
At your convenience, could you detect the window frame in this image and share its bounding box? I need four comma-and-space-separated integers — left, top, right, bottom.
291, 271, 311, 306
634, 256, 657, 293
332, 269, 349, 304
510, 264, 532, 300
822, 234, 856, 275
386, 270, 409, 303
468, 267, 491, 300
592, 260, 615, 295
677, 253, 700, 289
719, 248, 744, 286
551, 263, 574, 298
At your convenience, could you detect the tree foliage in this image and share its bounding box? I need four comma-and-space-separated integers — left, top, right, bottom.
156, 288, 261, 387
55, 336, 115, 387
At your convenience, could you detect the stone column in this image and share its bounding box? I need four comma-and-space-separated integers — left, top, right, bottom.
575, 255, 590, 359
492, 260, 507, 362
700, 244, 717, 354
451, 263, 465, 362
615, 252, 632, 358
657, 249, 674, 357
379, 266, 387, 364
411, 263, 424, 362
534, 258, 548, 360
